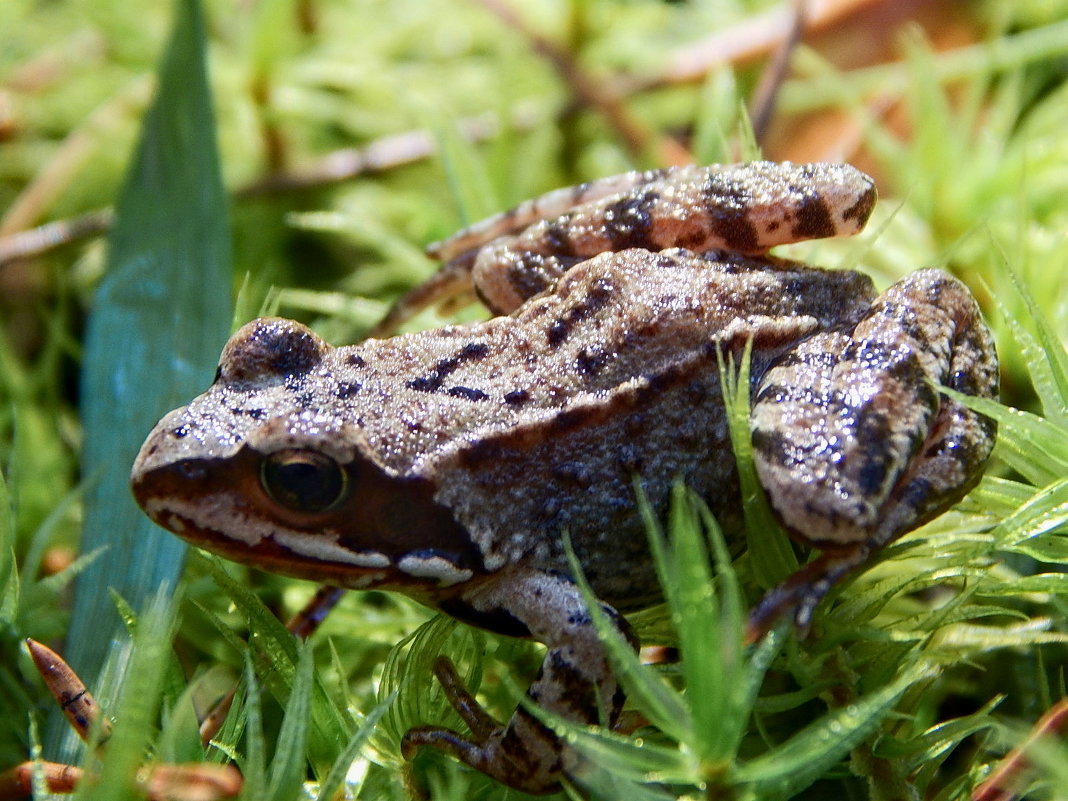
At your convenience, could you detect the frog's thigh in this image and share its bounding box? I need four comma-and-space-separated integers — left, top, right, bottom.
751, 268, 996, 550
406, 569, 629, 793
470, 236, 581, 314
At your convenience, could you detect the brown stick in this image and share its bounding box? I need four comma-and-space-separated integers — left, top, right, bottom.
0, 761, 83, 799
971, 697, 1068, 801
633, 0, 887, 92
748, 0, 808, 147
472, 0, 691, 165
0, 0, 905, 266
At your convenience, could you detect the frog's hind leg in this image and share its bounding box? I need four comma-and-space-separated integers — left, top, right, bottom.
747, 268, 998, 638
365, 251, 478, 338
372, 169, 676, 335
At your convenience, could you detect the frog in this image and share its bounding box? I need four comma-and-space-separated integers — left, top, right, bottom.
130, 161, 998, 794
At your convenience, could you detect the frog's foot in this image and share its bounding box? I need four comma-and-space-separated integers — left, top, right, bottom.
401, 569, 630, 794
402, 662, 564, 794
749, 269, 998, 637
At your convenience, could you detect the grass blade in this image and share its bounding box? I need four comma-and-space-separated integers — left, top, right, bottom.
67, 0, 231, 695
737, 659, 936, 799
315, 692, 394, 801
267, 643, 313, 801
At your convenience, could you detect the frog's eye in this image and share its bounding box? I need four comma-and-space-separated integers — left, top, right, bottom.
260, 449, 348, 513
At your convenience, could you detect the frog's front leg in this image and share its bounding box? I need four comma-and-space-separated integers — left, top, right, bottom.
402, 568, 630, 794
748, 268, 998, 635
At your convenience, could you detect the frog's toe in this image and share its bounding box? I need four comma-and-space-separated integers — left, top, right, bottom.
746, 547, 869, 641
429, 655, 501, 738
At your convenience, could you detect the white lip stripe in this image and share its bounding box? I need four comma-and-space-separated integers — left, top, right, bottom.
272, 530, 392, 568
396, 553, 473, 586
146, 496, 263, 547
147, 495, 395, 568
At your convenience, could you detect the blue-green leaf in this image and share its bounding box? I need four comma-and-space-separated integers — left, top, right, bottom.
67, 0, 231, 698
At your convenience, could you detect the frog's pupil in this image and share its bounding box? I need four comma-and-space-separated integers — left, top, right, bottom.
261, 450, 347, 512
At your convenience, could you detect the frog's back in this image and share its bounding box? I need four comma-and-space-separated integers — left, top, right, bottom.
350, 249, 874, 470
355, 249, 875, 605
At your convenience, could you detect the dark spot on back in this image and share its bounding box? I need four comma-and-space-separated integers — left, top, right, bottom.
504, 388, 531, 406
335, 381, 361, 399
602, 190, 660, 249
791, 191, 836, 240
576, 346, 608, 375
545, 278, 615, 347
547, 319, 568, 347
406, 341, 490, 392
459, 341, 490, 360
447, 385, 488, 401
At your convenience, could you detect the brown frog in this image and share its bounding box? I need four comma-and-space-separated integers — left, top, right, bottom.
130, 161, 998, 794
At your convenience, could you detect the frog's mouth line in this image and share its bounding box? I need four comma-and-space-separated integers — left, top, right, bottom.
136, 493, 382, 578
135, 487, 479, 591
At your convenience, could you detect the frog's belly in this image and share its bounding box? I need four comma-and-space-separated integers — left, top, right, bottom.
429, 350, 745, 610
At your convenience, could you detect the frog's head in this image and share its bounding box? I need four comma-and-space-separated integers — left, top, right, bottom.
131, 317, 483, 591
